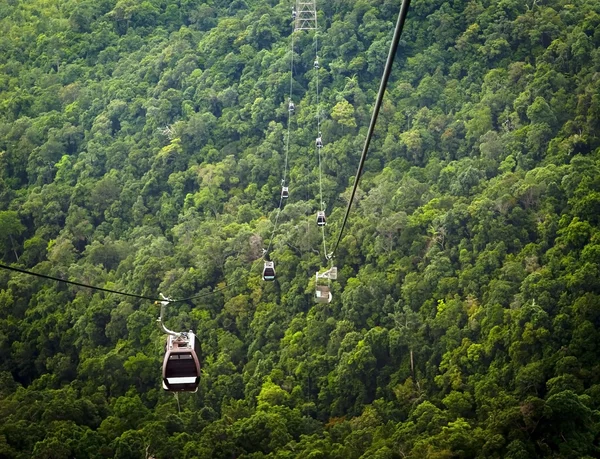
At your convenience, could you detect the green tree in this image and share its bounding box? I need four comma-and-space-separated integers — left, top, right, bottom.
0, 211, 25, 261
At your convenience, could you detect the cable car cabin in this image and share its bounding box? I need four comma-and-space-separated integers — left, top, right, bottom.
314, 59, 320, 69
288, 101, 295, 113
263, 261, 276, 281
315, 285, 332, 303
162, 332, 201, 392
316, 136, 323, 149
316, 211, 326, 226
281, 186, 289, 199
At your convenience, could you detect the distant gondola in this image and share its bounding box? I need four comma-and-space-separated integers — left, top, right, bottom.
316, 210, 326, 226
316, 133, 323, 149
263, 261, 276, 281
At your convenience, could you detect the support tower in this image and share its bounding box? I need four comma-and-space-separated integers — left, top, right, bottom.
295, 0, 317, 31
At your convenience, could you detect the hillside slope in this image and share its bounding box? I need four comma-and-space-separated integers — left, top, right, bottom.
1, 0, 600, 457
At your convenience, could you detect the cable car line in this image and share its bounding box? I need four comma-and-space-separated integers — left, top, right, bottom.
309, 7, 335, 303
263, 10, 297, 263
264, 193, 284, 257
0, 262, 240, 303
314, 25, 329, 260
328, 0, 412, 260
283, 27, 295, 189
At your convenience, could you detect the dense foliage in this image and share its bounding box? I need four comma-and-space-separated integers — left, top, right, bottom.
1, 0, 600, 457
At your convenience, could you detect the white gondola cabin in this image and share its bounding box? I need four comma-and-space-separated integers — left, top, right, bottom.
316, 135, 323, 149
281, 186, 289, 199
263, 261, 276, 281
316, 210, 326, 226
314, 58, 320, 69
288, 100, 295, 113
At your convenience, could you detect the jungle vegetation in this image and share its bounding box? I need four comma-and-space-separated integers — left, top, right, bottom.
1, 0, 600, 457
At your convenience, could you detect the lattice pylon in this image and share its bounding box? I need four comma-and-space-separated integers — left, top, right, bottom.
295, 0, 317, 31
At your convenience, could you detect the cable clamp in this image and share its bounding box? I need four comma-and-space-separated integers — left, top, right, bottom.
159, 293, 172, 306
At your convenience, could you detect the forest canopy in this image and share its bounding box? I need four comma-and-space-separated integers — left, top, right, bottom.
1, 0, 600, 457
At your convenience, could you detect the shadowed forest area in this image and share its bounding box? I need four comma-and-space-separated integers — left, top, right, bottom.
1, 0, 600, 457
